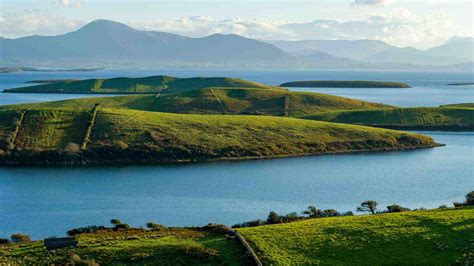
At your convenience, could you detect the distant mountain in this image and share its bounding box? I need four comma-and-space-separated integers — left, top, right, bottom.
426, 37, 473, 62
270, 38, 474, 66
0, 19, 287, 64
0, 19, 471, 70
268, 39, 396, 60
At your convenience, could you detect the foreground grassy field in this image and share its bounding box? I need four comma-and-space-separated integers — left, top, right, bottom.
238, 207, 474, 265
0, 226, 251, 265
0, 107, 437, 165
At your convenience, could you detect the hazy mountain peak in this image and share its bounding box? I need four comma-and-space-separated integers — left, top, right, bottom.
75, 19, 136, 34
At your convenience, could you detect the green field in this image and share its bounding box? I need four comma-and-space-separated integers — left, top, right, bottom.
280, 80, 411, 88
8, 87, 389, 115
306, 107, 474, 130
0, 226, 251, 265
238, 207, 474, 265
0, 106, 437, 165
1, 207, 472, 265
7, 87, 472, 131
3, 75, 280, 94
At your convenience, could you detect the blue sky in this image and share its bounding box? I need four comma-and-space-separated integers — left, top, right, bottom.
1, 0, 472, 49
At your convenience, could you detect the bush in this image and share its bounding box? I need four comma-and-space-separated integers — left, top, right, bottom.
110, 219, 122, 225
64, 143, 81, 154
115, 140, 129, 150
453, 191, 474, 207
0, 238, 10, 244
10, 233, 31, 243
267, 211, 282, 224
114, 223, 130, 231
386, 204, 411, 213
146, 222, 166, 230
67, 225, 106, 236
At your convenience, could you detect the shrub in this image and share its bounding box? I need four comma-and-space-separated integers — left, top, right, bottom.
115, 140, 129, 150
146, 222, 166, 230
323, 209, 340, 217
302, 206, 323, 218
0, 238, 10, 244
438, 205, 448, 209
386, 204, 411, 213
67, 225, 106, 236
267, 211, 282, 224
64, 143, 81, 154
466, 191, 474, 206
110, 219, 122, 225
10, 233, 31, 243
114, 223, 131, 231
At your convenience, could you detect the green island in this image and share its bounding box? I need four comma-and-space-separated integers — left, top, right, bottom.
280, 80, 411, 88
1, 197, 473, 265
1, 76, 473, 164
3, 75, 278, 94
446, 83, 474, 86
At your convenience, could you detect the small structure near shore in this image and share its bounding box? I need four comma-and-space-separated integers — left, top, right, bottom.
44, 237, 78, 250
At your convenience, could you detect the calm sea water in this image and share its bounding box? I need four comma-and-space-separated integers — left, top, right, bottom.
0, 70, 473, 239
0, 69, 473, 106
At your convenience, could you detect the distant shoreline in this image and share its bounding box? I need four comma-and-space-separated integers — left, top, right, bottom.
280, 80, 411, 88
0, 67, 105, 74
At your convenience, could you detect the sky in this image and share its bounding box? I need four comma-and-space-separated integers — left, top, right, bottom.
0, 0, 472, 49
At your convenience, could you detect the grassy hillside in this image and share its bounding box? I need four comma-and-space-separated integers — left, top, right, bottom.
440, 103, 474, 108
280, 80, 410, 88
7, 88, 472, 131
9, 88, 389, 115
238, 207, 474, 265
306, 107, 474, 130
0, 226, 251, 265
0, 107, 437, 165
3, 75, 279, 94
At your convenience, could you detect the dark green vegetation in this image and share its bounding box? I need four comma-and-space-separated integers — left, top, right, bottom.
0, 225, 252, 265
0, 107, 437, 165
440, 103, 474, 108
10, 88, 389, 115
238, 207, 474, 265
306, 107, 474, 130
9, 87, 472, 131
3, 75, 278, 94
280, 80, 411, 88
446, 83, 474, 86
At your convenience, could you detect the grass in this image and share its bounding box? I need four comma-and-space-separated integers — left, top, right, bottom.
0, 227, 251, 265
3, 75, 280, 94
238, 207, 474, 265
7, 87, 472, 131
0, 106, 437, 165
8, 87, 390, 115
280, 80, 411, 88
306, 107, 474, 130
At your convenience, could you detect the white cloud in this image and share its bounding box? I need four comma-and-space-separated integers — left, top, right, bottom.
53, 0, 83, 8
0, 9, 82, 37
353, 0, 393, 6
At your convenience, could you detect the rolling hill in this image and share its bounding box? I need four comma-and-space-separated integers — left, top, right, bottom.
0, 19, 287, 65
238, 207, 474, 265
0, 106, 437, 165
3, 76, 278, 94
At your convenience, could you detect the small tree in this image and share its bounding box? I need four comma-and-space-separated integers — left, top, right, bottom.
323, 209, 339, 217
146, 222, 166, 230
10, 233, 31, 243
386, 204, 410, 213
0, 238, 10, 244
110, 219, 122, 226
466, 191, 474, 206
267, 211, 281, 224
302, 206, 323, 218
357, 201, 378, 214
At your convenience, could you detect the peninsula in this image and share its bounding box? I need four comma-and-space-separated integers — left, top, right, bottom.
280, 80, 411, 88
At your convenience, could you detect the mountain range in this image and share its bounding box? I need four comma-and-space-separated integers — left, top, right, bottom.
0, 19, 472, 70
